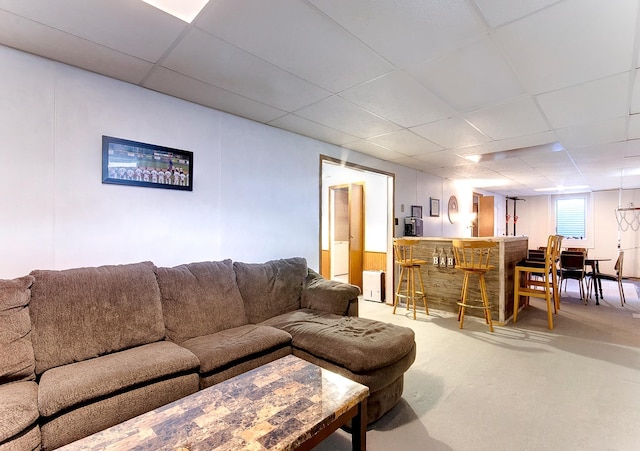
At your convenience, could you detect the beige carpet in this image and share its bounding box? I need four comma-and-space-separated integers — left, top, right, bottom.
315, 279, 640, 451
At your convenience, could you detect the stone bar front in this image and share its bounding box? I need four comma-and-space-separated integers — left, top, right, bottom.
393, 236, 528, 325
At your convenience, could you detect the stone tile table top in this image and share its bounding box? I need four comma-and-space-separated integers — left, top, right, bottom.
59, 355, 369, 450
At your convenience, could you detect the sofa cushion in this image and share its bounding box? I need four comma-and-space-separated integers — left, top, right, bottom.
0, 381, 39, 445
0, 276, 36, 383
262, 309, 416, 373
302, 269, 360, 315
40, 374, 199, 451
29, 261, 165, 375
156, 260, 249, 344
234, 257, 307, 323
37, 341, 199, 417
180, 324, 291, 374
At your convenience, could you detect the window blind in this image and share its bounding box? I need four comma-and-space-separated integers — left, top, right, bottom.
556, 198, 586, 239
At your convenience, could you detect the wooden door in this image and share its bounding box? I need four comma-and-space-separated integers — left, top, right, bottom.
479, 196, 494, 237
349, 183, 364, 289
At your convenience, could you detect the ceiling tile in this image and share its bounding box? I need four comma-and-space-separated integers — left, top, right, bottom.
294, 96, 401, 138
464, 96, 550, 140
624, 139, 640, 158
452, 164, 500, 178
473, 0, 562, 27
630, 69, 640, 114
144, 67, 286, 123
456, 131, 559, 157
479, 157, 538, 173
0, 0, 187, 61
500, 171, 547, 185
342, 140, 407, 160
556, 117, 627, 149
408, 36, 525, 112
415, 150, 472, 168
196, 0, 392, 93
340, 70, 455, 127
520, 148, 576, 167
309, 0, 487, 67
628, 114, 640, 140
161, 28, 331, 111
567, 142, 629, 165
536, 72, 630, 129
411, 117, 490, 149
0, 9, 154, 84
367, 130, 442, 156
390, 156, 432, 169
494, 0, 637, 94
268, 114, 358, 146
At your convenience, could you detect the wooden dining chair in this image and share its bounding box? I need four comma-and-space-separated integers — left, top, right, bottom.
514, 235, 563, 329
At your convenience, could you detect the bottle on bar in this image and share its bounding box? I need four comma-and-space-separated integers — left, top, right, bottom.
447, 248, 455, 267
440, 248, 447, 267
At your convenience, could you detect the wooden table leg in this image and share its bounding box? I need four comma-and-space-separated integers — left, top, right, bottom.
352, 399, 367, 451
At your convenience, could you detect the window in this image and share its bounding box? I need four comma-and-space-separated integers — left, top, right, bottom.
555, 196, 586, 239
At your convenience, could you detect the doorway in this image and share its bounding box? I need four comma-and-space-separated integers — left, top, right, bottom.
329, 183, 364, 288
320, 157, 394, 297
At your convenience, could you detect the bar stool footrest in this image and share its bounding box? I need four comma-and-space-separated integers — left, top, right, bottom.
457, 301, 491, 310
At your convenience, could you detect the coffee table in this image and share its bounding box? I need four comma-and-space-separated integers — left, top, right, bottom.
59, 355, 368, 450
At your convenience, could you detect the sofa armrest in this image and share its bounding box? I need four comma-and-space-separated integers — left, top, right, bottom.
301, 269, 360, 316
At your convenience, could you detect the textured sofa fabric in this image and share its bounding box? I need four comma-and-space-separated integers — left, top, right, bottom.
0, 276, 36, 383
37, 341, 199, 417
157, 260, 293, 390
180, 324, 292, 388
29, 262, 165, 374
156, 260, 249, 343
234, 257, 307, 323
40, 374, 198, 451
302, 269, 360, 316
262, 309, 417, 424
262, 309, 415, 373
28, 262, 200, 451
0, 276, 40, 450
0, 381, 40, 451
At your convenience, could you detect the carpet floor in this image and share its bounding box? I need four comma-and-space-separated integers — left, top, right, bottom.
314, 279, 640, 451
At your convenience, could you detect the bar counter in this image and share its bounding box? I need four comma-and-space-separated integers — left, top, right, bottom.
394, 236, 528, 324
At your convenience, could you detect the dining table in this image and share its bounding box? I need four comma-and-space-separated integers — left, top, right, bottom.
585, 257, 611, 305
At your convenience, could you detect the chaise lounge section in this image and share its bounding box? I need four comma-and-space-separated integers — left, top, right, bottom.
1, 257, 416, 450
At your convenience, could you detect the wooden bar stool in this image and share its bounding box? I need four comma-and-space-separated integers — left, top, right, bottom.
452, 240, 497, 332
393, 238, 428, 320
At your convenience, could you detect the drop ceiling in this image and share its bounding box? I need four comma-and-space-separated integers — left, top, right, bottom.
2, 0, 640, 196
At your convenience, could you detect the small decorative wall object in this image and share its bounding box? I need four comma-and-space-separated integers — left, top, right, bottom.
448, 195, 459, 223
411, 205, 422, 217
102, 135, 193, 191
430, 198, 440, 217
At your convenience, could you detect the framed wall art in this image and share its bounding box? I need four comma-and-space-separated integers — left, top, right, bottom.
411, 205, 422, 218
430, 198, 440, 217
102, 136, 193, 191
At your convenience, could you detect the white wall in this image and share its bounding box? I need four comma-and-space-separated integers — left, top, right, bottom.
0, 45, 437, 278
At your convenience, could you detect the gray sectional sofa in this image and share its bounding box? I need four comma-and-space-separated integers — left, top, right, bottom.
0, 257, 416, 450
